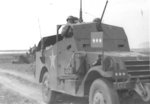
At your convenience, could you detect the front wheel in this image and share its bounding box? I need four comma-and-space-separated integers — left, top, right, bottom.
42, 72, 57, 104
89, 79, 120, 104
141, 84, 150, 102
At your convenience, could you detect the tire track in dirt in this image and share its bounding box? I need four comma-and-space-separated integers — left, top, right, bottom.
0, 69, 45, 104
0, 69, 36, 83
0, 69, 88, 104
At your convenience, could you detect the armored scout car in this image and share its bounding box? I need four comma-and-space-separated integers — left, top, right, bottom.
35, 1, 150, 104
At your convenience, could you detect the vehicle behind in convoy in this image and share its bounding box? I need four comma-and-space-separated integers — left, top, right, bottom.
35, 1, 150, 104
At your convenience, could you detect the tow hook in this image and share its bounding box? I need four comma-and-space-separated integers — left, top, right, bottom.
134, 79, 150, 102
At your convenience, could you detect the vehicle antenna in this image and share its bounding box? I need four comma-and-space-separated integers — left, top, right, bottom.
38, 18, 45, 63
38, 18, 42, 40
38, 18, 44, 53
79, 0, 83, 22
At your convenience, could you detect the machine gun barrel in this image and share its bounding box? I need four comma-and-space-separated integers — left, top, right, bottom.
100, 0, 108, 23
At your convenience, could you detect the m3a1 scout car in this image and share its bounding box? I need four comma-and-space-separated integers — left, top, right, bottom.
35, 23, 150, 104
35, 3, 150, 104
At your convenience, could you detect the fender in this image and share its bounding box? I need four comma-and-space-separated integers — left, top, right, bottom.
76, 65, 114, 96
39, 66, 48, 83
86, 65, 114, 78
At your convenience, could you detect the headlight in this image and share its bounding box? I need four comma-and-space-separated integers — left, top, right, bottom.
114, 71, 127, 77
122, 72, 126, 76
115, 73, 118, 76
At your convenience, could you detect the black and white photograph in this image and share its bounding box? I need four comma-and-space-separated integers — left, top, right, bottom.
0, 0, 149, 104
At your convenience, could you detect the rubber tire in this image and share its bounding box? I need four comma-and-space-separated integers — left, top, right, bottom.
141, 85, 150, 102
89, 79, 120, 104
42, 72, 57, 104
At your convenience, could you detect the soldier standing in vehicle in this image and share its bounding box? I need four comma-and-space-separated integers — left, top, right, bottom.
93, 18, 102, 31
61, 16, 79, 38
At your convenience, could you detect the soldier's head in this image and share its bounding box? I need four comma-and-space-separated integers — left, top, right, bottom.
93, 18, 101, 23
93, 18, 102, 31
66, 16, 79, 24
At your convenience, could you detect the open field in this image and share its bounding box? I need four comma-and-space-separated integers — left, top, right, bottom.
131, 48, 150, 56
0, 53, 35, 75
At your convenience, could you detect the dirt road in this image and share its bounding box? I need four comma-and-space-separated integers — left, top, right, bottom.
0, 69, 88, 104
0, 69, 44, 104
0, 68, 149, 104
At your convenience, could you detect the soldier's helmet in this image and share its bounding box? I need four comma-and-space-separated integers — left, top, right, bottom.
66, 16, 79, 23
66, 16, 74, 21
93, 18, 102, 31
93, 18, 101, 23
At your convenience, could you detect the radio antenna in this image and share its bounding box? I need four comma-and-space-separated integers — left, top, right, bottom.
38, 18, 44, 52
38, 18, 45, 63
38, 18, 42, 39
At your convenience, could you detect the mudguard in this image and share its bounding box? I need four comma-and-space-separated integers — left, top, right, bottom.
76, 65, 114, 96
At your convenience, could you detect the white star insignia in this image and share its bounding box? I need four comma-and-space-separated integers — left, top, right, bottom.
49, 50, 56, 69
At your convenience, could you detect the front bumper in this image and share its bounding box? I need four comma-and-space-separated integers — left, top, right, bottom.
113, 79, 150, 90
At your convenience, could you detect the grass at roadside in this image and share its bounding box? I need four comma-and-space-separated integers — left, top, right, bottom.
0, 54, 35, 75
0, 63, 35, 75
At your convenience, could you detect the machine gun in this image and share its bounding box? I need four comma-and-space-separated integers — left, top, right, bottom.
100, 0, 108, 23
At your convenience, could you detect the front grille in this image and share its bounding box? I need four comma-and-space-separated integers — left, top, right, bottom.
124, 60, 150, 81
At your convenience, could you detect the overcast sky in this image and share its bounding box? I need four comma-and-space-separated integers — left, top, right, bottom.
0, 0, 149, 50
